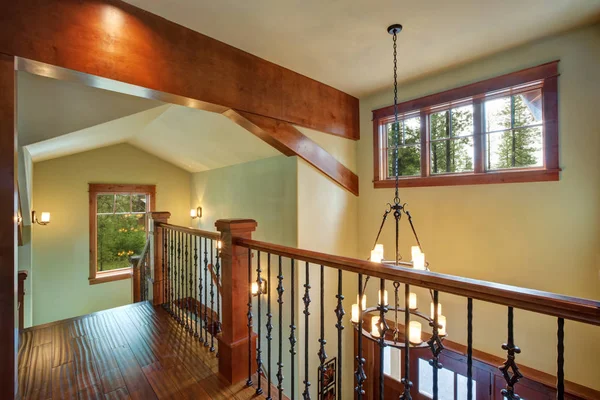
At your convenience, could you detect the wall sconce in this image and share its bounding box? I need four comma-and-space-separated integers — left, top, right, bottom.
32, 210, 51, 226
190, 207, 202, 219
251, 279, 268, 297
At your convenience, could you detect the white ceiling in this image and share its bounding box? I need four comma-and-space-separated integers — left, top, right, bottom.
19, 72, 280, 171
123, 0, 600, 97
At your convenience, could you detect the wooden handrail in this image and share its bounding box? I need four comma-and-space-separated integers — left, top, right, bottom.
155, 222, 221, 241
234, 237, 600, 326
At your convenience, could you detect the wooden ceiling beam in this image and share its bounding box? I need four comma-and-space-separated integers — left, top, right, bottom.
224, 110, 359, 196
0, 0, 359, 139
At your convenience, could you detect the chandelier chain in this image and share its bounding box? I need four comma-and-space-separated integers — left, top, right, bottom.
393, 31, 400, 204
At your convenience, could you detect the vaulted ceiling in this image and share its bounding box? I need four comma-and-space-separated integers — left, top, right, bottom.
18, 72, 280, 172
124, 0, 600, 97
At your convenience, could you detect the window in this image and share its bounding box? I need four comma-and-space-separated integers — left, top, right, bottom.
89, 184, 156, 285
373, 61, 559, 187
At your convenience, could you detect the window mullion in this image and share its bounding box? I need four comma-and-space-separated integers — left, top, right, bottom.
420, 110, 429, 178
473, 98, 485, 173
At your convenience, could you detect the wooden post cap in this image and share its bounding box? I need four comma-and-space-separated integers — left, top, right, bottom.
215, 219, 257, 233
149, 211, 171, 222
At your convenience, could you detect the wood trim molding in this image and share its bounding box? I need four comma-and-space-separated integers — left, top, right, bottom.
224, 110, 359, 196
88, 183, 156, 284
0, 53, 17, 399
1, 0, 359, 139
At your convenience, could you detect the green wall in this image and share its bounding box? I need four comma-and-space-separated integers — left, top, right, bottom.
32, 143, 191, 325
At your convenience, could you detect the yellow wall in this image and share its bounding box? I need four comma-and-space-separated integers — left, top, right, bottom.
32, 143, 190, 325
357, 24, 600, 389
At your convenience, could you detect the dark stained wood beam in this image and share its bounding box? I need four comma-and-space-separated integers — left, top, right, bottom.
224, 110, 359, 196
0, 0, 359, 139
0, 53, 17, 399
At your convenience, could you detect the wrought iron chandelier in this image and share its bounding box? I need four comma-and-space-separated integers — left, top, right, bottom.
350, 24, 447, 351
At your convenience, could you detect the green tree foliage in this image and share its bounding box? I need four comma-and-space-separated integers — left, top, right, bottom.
96, 194, 147, 271
387, 117, 421, 177
430, 106, 474, 174
488, 94, 542, 169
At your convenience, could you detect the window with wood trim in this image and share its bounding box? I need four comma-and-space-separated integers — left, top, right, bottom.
88, 184, 156, 285
373, 61, 559, 188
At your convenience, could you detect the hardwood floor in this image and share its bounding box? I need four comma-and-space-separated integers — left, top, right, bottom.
17, 302, 264, 400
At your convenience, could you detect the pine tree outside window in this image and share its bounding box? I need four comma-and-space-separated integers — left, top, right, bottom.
372, 62, 559, 188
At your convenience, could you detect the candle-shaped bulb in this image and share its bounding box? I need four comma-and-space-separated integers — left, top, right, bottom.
413, 252, 425, 270
411, 245, 421, 261
371, 316, 381, 338
408, 292, 418, 310
378, 289, 388, 306
357, 294, 367, 310
374, 244, 384, 260
409, 321, 422, 344
351, 304, 359, 323
251, 282, 259, 295
438, 315, 447, 336
190, 208, 197, 218
430, 302, 442, 319
217, 240, 222, 249
370, 250, 383, 263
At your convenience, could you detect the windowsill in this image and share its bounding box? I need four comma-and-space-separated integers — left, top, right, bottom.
89, 268, 132, 285
374, 168, 560, 188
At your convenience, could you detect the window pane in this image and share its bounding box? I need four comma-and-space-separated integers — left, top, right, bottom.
457, 374, 476, 400
388, 145, 421, 177
383, 347, 391, 375
383, 347, 402, 381
430, 137, 474, 174
418, 358, 455, 400
451, 105, 474, 137
430, 110, 449, 140
485, 96, 511, 132
97, 214, 147, 271
486, 126, 543, 170
97, 194, 114, 214
404, 115, 421, 145
514, 90, 542, 127
115, 194, 131, 213
386, 121, 401, 147
132, 194, 148, 213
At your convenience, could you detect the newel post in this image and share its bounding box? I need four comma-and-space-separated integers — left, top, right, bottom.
216, 219, 258, 384
150, 211, 171, 307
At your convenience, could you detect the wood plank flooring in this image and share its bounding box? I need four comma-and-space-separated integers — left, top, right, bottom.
17, 302, 265, 400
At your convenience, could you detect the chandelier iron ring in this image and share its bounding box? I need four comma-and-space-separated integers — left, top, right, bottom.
351, 306, 446, 350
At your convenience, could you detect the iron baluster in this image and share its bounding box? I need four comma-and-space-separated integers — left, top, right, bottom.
378, 278, 388, 400
184, 233, 189, 330
194, 236, 199, 338
393, 282, 400, 342
169, 229, 174, 316
163, 228, 167, 308
210, 239, 215, 352
401, 284, 412, 400
302, 262, 311, 400
428, 290, 444, 400
318, 265, 327, 400
203, 237, 209, 345
266, 253, 273, 400
499, 307, 522, 400
355, 273, 366, 398
277, 256, 285, 399
215, 242, 221, 338
176, 231, 181, 323
246, 248, 253, 387
198, 237, 204, 342
334, 269, 344, 400
289, 259, 296, 400
188, 234, 193, 331
467, 298, 473, 400
557, 318, 565, 400
256, 251, 263, 395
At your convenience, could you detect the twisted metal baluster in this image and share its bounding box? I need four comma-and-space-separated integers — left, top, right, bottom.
428, 290, 444, 400
467, 298, 473, 400
355, 273, 366, 399
557, 318, 564, 400
184, 233, 189, 330
393, 282, 400, 343
176, 231, 182, 323
169, 229, 174, 316
246, 248, 253, 387
210, 239, 215, 352
318, 265, 327, 400
216, 243, 222, 337
289, 259, 296, 400
256, 251, 263, 395
194, 236, 199, 338
334, 269, 344, 400
499, 307, 522, 400
163, 228, 167, 308
378, 279, 389, 399
198, 237, 204, 343
302, 262, 311, 400
277, 256, 285, 399
266, 253, 273, 400
203, 237, 209, 345
401, 284, 412, 400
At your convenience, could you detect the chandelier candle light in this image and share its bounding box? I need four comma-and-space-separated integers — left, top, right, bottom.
350, 23, 447, 400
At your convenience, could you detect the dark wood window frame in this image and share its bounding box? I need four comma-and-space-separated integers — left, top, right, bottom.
88, 184, 156, 285
372, 61, 560, 188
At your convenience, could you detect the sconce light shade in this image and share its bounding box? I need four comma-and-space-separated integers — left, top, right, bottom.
190, 207, 202, 219
32, 210, 51, 226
